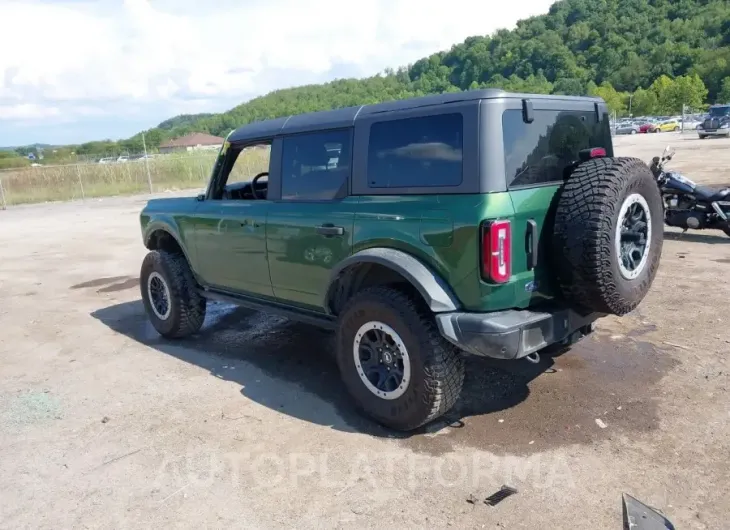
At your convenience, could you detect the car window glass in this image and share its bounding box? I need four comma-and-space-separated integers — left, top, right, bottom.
281, 129, 352, 201
367, 113, 463, 188
503, 109, 611, 188
227, 144, 271, 186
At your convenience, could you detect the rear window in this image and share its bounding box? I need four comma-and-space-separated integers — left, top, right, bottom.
503, 109, 611, 188
367, 113, 463, 188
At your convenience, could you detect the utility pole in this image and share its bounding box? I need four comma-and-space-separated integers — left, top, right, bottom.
142, 132, 153, 193
628, 93, 634, 117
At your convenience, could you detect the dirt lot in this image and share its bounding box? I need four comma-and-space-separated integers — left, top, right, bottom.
1, 132, 729, 529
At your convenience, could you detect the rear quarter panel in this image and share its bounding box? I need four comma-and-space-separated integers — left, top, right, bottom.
354, 193, 533, 312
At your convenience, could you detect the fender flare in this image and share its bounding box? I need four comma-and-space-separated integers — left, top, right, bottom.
143, 221, 193, 265
326, 248, 460, 314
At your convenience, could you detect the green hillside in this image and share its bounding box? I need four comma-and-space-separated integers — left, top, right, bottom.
84, 0, 730, 156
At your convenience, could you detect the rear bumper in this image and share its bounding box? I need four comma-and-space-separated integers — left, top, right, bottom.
435, 306, 601, 360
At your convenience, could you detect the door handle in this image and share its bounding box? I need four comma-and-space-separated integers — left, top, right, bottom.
526, 220, 538, 270
240, 219, 260, 228
316, 224, 344, 237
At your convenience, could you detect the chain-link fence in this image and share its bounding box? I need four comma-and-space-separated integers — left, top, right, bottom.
0, 147, 274, 209
0, 152, 221, 208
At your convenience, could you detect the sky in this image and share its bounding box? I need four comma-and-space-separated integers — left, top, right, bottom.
0, 0, 556, 146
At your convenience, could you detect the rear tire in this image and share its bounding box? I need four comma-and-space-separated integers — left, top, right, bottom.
336, 287, 464, 431
140, 250, 206, 338
553, 157, 664, 316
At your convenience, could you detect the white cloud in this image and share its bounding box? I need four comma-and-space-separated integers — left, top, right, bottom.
0, 0, 555, 144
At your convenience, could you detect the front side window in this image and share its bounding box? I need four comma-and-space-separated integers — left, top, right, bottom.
503, 109, 611, 188
367, 113, 463, 188
227, 144, 271, 185
211, 142, 271, 200
281, 129, 352, 201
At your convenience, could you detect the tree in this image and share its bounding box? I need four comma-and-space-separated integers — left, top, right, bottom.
670, 74, 708, 111
718, 77, 730, 103
631, 88, 658, 116
589, 81, 627, 115
553, 78, 585, 95
650, 75, 677, 114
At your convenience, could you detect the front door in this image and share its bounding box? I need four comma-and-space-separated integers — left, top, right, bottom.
266, 128, 356, 310
193, 141, 274, 298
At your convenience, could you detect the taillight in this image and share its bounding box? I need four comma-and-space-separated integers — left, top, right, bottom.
579, 147, 607, 162
481, 220, 511, 283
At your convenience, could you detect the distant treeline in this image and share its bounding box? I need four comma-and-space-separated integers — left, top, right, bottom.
8, 0, 730, 161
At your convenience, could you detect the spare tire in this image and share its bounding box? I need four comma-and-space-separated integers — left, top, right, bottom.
553, 157, 663, 316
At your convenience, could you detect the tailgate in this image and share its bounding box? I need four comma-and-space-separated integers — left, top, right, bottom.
507, 186, 561, 307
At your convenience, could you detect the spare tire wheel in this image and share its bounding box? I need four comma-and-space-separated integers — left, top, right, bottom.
553, 157, 663, 316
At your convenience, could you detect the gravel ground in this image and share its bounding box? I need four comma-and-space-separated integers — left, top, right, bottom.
1, 132, 729, 529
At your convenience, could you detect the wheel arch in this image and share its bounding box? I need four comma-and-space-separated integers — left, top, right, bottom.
325, 248, 460, 316
144, 221, 193, 266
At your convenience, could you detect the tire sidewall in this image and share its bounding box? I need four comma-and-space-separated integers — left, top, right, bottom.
140, 251, 183, 336
336, 296, 432, 430
607, 169, 663, 303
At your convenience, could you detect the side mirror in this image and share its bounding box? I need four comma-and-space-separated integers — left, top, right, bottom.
196, 193, 205, 202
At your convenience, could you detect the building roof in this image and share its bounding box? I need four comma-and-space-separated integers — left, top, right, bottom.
159, 132, 225, 148
227, 88, 604, 144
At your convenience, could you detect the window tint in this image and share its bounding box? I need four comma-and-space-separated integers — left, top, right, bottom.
367, 113, 463, 188
503, 109, 611, 188
281, 129, 352, 200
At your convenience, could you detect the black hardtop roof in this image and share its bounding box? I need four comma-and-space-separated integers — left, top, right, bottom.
227, 89, 603, 143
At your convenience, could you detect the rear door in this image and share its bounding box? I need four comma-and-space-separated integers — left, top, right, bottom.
266, 128, 357, 310
501, 102, 613, 307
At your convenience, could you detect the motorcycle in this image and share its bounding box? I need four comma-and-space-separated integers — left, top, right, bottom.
650, 146, 730, 237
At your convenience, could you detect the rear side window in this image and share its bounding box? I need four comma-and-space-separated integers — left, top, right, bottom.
281, 129, 352, 200
503, 109, 611, 188
367, 113, 463, 188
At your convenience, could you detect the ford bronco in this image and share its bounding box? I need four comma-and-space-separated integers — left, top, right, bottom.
139, 89, 663, 431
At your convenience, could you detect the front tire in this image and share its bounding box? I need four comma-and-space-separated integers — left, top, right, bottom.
336, 287, 464, 431
140, 250, 206, 338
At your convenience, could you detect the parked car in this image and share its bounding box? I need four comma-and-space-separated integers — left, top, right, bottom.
654, 119, 681, 133
639, 121, 657, 133
98, 157, 115, 164
615, 122, 641, 135
137, 89, 664, 431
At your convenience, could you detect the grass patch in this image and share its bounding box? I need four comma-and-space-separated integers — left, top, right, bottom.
0, 150, 269, 206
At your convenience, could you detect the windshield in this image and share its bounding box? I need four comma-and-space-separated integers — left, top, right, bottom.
709, 106, 730, 118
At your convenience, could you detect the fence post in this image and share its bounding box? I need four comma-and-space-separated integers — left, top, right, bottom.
75, 164, 85, 201
0, 177, 6, 210
142, 133, 153, 193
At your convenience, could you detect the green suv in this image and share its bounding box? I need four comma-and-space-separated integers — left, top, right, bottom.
139, 89, 663, 431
